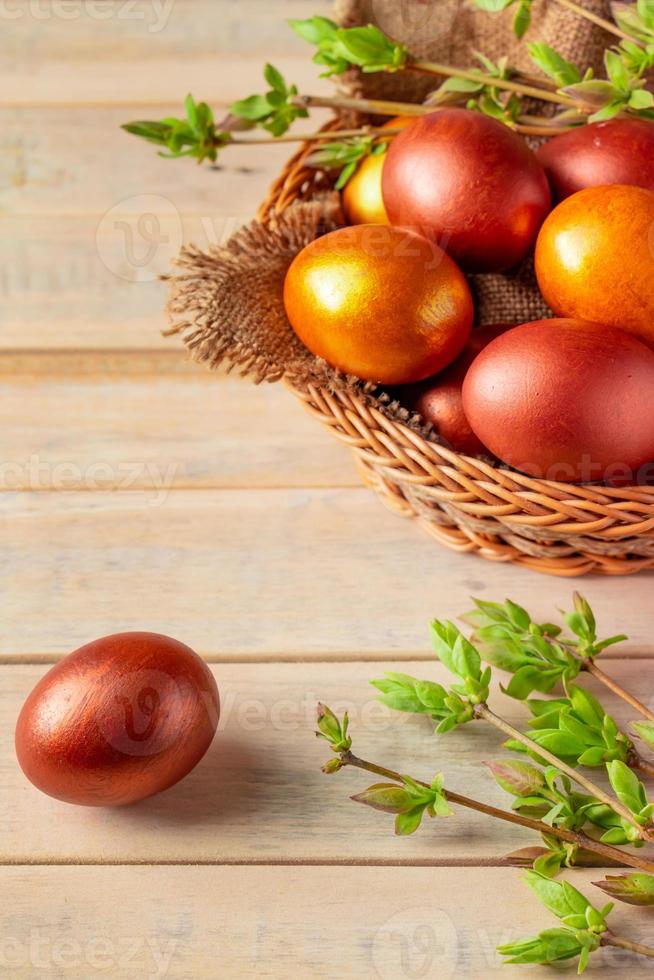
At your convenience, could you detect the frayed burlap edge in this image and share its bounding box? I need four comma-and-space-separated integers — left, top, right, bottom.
165, 197, 439, 442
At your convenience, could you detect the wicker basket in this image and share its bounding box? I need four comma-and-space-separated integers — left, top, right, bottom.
255, 135, 654, 579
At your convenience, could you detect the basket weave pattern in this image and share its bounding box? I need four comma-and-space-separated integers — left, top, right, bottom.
259, 148, 654, 578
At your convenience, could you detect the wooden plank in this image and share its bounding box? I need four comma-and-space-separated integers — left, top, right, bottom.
2, 660, 653, 862
3, 205, 312, 349
2, 120, 320, 215
3, 213, 174, 349
1, 866, 653, 978
0, 352, 356, 490
3, 112, 329, 349
1, 1, 332, 105
1, 489, 653, 660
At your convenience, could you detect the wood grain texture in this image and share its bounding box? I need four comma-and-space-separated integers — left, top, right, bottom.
2, 866, 653, 978
2, 660, 653, 862
1, 489, 653, 659
2, 119, 319, 215
3, 132, 326, 349
0, 353, 355, 490
1, 1, 332, 105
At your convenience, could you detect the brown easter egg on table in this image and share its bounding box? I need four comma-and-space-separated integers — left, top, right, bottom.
535, 184, 654, 349
342, 116, 415, 225
15, 632, 219, 806
381, 109, 551, 272
283, 224, 474, 385
403, 323, 512, 455
537, 119, 654, 201
462, 318, 654, 483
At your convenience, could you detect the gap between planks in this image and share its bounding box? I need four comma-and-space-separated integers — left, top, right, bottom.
0, 857, 542, 868
2, 652, 651, 665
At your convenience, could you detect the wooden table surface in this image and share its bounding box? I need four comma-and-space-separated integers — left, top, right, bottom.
3, 3, 654, 977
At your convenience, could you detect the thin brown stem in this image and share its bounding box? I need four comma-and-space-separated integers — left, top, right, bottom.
552, 0, 643, 45
339, 751, 654, 873
408, 60, 581, 109
514, 70, 559, 92
293, 94, 574, 137
539, 631, 654, 729
228, 127, 401, 145
583, 660, 654, 723
293, 93, 432, 118
601, 933, 654, 959
514, 123, 575, 135
476, 705, 653, 841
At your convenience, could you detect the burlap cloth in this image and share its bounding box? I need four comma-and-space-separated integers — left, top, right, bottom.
166, 1, 614, 442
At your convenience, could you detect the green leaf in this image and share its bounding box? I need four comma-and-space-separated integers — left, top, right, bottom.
559, 713, 602, 748
630, 87, 654, 108
513, 1, 532, 37
563, 79, 618, 104
322, 757, 343, 774
351, 783, 414, 814
600, 827, 631, 845
638, 0, 654, 29
334, 162, 356, 190
288, 15, 339, 45
471, 0, 515, 10
395, 805, 427, 835
534, 850, 564, 878
522, 871, 607, 934
264, 63, 288, 94
333, 24, 409, 74
606, 760, 648, 815
532, 731, 586, 759
505, 665, 557, 699
486, 759, 546, 796
589, 100, 627, 122
431, 76, 485, 105
593, 873, 654, 906
528, 43, 582, 85
230, 94, 273, 121
315, 703, 352, 752
568, 686, 604, 727
122, 96, 226, 165
524, 871, 576, 919
572, 593, 596, 637
498, 928, 585, 966
503, 599, 531, 631
184, 93, 199, 130
371, 673, 447, 717
122, 120, 174, 143
527, 698, 569, 720
415, 679, 448, 710
632, 720, 654, 750
309, 135, 389, 191
593, 633, 627, 654
577, 747, 607, 767
430, 620, 482, 683
605, 49, 631, 92
294, 20, 409, 76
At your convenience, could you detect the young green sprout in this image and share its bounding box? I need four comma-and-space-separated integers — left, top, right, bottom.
499, 870, 654, 970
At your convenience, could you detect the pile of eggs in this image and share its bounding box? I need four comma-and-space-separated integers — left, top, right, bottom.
283, 110, 654, 485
